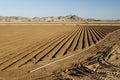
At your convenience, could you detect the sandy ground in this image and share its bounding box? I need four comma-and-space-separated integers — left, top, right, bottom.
0, 23, 120, 80
0, 24, 74, 57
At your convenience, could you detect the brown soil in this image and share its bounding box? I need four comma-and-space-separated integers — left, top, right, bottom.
0, 24, 74, 57
0, 23, 120, 80
53, 29, 120, 80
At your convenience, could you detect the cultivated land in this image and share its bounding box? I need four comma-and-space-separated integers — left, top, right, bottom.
0, 23, 120, 80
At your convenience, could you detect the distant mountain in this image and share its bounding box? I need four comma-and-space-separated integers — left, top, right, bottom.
0, 16, 31, 22
0, 15, 98, 22
58, 15, 83, 21
65, 15, 82, 20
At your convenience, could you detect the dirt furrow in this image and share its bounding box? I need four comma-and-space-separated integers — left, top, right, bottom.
76, 26, 85, 50
41, 28, 81, 61
49, 28, 80, 59
67, 26, 83, 52
35, 29, 78, 63
84, 26, 89, 48
17, 28, 78, 68
0, 32, 71, 70
87, 27, 94, 45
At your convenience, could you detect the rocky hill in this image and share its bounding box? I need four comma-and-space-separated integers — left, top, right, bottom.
0, 15, 84, 22
0, 16, 31, 22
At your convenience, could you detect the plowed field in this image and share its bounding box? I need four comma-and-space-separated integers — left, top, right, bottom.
0, 23, 120, 80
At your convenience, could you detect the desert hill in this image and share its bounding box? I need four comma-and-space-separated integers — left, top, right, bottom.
0, 15, 84, 22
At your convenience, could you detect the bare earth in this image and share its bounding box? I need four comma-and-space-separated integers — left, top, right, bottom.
0, 24, 74, 57
0, 23, 120, 80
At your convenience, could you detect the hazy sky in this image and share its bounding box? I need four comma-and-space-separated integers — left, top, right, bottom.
0, 0, 120, 20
